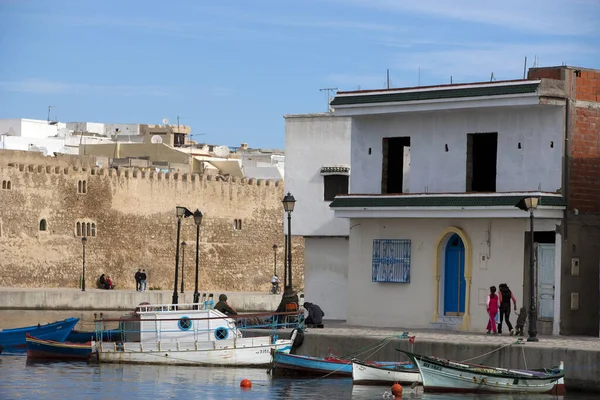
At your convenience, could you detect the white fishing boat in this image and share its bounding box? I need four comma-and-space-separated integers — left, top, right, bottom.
400, 350, 565, 394
352, 359, 422, 385
92, 302, 300, 367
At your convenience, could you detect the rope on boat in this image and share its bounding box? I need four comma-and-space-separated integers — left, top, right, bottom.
460, 341, 519, 362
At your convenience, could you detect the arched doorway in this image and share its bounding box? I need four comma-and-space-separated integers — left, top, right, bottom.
444, 233, 466, 315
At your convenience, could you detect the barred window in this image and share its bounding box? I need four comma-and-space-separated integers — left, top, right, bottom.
372, 239, 411, 283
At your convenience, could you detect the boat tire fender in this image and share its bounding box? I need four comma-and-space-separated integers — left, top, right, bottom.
291, 328, 304, 349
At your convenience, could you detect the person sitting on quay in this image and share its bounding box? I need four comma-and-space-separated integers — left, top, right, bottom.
104, 275, 115, 290
303, 302, 325, 328
215, 294, 237, 316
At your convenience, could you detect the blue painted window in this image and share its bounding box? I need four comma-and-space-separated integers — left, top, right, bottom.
178, 316, 192, 331
214, 327, 229, 340
372, 239, 411, 283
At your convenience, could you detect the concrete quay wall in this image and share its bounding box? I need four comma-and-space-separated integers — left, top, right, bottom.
295, 332, 600, 393
0, 288, 294, 312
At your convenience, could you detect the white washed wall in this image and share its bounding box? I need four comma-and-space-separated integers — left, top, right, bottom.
346, 218, 543, 330
303, 237, 349, 320
284, 115, 351, 236
350, 106, 564, 194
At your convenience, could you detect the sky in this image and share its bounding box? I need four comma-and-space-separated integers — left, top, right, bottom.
0, 0, 599, 149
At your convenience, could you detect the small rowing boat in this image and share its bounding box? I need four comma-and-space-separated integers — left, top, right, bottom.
26, 334, 93, 361
352, 359, 421, 385
0, 318, 79, 349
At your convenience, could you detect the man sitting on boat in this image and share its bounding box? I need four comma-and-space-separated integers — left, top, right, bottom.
215, 294, 237, 315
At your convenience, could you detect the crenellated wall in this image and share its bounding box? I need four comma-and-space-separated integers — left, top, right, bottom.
0, 163, 304, 292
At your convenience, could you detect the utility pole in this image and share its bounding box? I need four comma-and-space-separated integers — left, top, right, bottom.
319, 88, 338, 112
47, 106, 55, 122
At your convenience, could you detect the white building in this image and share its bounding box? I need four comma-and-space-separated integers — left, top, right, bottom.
284, 113, 351, 320
328, 79, 569, 334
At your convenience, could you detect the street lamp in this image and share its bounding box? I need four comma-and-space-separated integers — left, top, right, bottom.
180, 241, 187, 294
174, 206, 193, 305
193, 209, 204, 306
273, 244, 278, 276
282, 192, 296, 289
81, 237, 87, 292
516, 196, 540, 342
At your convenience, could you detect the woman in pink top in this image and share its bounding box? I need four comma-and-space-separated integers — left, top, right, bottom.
486, 286, 499, 334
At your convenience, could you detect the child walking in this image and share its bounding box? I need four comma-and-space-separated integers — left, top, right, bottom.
486, 286, 499, 334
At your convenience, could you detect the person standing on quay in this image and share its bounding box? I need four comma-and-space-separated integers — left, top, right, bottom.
135, 269, 142, 291
498, 283, 517, 335
140, 269, 147, 292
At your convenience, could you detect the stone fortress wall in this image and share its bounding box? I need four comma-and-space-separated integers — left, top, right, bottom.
0, 154, 304, 292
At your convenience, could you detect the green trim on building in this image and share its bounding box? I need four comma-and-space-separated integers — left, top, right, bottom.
329, 194, 565, 209
330, 83, 540, 106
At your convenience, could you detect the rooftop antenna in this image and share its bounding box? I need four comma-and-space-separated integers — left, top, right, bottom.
319, 88, 338, 112
523, 56, 528, 79
47, 105, 55, 122
386, 69, 390, 89
490, 72, 496, 82
450, 76, 453, 84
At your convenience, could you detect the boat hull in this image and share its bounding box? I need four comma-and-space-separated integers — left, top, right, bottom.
352, 360, 422, 385
94, 337, 293, 367
67, 329, 121, 343
26, 335, 92, 361
273, 352, 353, 376
0, 318, 79, 348
405, 351, 563, 394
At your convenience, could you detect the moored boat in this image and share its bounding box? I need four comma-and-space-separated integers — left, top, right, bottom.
400, 350, 565, 394
26, 334, 93, 361
93, 303, 301, 367
66, 329, 121, 343
0, 318, 79, 349
272, 352, 411, 377
352, 359, 421, 385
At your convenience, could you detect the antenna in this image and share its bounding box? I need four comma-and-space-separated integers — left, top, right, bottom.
523, 56, 528, 79
450, 76, 453, 84
386, 69, 390, 89
319, 88, 338, 112
47, 105, 55, 122
418, 66, 421, 86
490, 72, 496, 82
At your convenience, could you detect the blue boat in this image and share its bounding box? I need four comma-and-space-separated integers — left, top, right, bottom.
66, 329, 121, 343
26, 334, 92, 361
0, 318, 79, 349
272, 352, 411, 377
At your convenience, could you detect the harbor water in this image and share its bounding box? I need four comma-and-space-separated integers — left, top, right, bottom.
0, 310, 597, 399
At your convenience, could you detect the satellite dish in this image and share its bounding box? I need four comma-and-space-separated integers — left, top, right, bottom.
38, 146, 49, 156
151, 135, 163, 144
29, 145, 41, 152
162, 118, 169, 125
213, 145, 230, 157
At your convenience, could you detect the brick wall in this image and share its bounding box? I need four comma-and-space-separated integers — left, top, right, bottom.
0, 164, 305, 292
528, 66, 564, 81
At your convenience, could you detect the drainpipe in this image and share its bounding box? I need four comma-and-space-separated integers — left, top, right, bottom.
563, 97, 570, 240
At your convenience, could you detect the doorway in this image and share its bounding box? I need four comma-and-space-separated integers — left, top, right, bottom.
444, 234, 466, 315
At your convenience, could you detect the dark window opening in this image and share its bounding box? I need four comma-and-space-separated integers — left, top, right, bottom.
1, 180, 5, 189
7, 181, 10, 190
324, 175, 349, 201
39, 219, 47, 231
233, 219, 243, 230
466, 133, 497, 192
534, 231, 556, 244
382, 137, 410, 194
174, 133, 185, 147
76, 222, 81, 236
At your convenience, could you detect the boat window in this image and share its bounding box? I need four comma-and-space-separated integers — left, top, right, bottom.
178, 316, 192, 331
214, 327, 228, 340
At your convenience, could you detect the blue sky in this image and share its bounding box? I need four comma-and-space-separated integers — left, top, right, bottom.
0, 0, 598, 149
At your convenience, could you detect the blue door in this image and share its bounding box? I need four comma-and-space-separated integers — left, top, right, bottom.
444, 234, 466, 315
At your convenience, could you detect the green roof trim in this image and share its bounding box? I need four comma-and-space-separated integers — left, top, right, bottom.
330, 83, 540, 107
329, 194, 566, 209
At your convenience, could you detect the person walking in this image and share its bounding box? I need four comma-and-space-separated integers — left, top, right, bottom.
498, 283, 517, 335
140, 269, 147, 292
135, 269, 142, 291
486, 286, 499, 334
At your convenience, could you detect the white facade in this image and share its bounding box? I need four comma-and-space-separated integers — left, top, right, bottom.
350, 106, 564, 194
241, 153, 285, 180
284, 113, 352, 320
284, 114, 351, 236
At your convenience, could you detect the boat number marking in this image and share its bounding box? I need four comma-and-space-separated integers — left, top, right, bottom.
256, 349, 269, 354
423, 362, 442, 371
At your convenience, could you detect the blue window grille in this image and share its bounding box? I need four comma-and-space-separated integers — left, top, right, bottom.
372, 239, 411, 283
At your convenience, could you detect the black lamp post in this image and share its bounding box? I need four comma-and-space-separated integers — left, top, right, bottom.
273, 244, 278, 276
516, 196, 540, 342
174, 206, 192, 305
193, 209, 203, 305
282, 192, 296, 289
180, 241, 187, 294
81, 237, 87, 292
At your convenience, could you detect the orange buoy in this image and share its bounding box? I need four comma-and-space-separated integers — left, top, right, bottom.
391, 382, 403, 396
240, 379, 252, 389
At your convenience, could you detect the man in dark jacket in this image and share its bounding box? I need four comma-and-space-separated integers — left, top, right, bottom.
303, 302, 324, 326
134, 269, 142, 291
215, 294, 237, 315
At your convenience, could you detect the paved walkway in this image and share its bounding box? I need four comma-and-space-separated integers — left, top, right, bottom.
305, 321, 600, 351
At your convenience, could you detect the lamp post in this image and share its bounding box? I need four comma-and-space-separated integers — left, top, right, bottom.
516, 196, 540, 342
81, 237, 87, 291
174, 206, 193, 305
180, 241, 187, 293
273, 244, 278, 276
193, 209, 204, 305
282, 192, 296, 289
